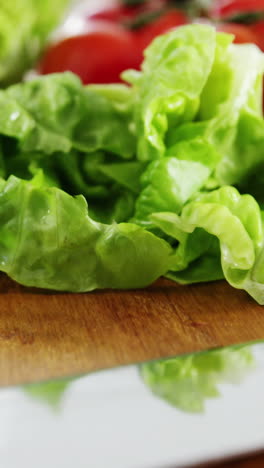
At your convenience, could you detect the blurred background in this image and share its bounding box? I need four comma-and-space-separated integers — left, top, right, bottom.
1, 0, 264, 88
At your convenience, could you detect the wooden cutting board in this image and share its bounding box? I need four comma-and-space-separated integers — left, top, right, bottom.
0, 274, 264, 387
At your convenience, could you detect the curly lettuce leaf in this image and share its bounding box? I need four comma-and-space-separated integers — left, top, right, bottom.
123, 24, 217, 161
125, 25, 264, 251
165, 228, 223, 284
140, 345, 255, 412
166, 255, 224, 284
0, 74, 140, 224
0, 25, 263, 297
151, 186, 264, 303
0, 175, 172, 291
1, 146, 137, 224
209, 44, 264, 186
133, 157, 211, 226
6, 149, 143, 224
0, 0, 70, 86
166, 35, 264, 189
0, 73, 136, 157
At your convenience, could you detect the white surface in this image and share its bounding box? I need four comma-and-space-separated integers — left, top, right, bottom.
0, 344, 264, 468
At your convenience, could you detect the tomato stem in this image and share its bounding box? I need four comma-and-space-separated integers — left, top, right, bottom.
122, 0, 148, 5
224, 11, 264, 25
125, 7, 168, 29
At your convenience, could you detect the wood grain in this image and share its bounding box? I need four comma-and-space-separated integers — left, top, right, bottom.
0, 274, 264, 386
197, 449, 264, 467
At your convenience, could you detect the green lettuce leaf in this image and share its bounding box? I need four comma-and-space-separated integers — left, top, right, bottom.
0, 175, 172, 291
88, 191, 136, 224
0, 73, 136, 157
0, 74, 140, 225
166, 35, 264, 188
132, 157, 211, 226
123, 24, 217, 161
125, 25, 264, 251
0, 24, 263, 298
208, 43, 264, 186
151, 186, 264, 303
24, 378, 71, 408
140, 345, 255, 412
0, 0, 70, 86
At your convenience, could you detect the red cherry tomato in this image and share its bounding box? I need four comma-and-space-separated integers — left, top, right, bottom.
210, 0, 264, 19
216, 22, 260, 43
136, 9, 188, 53
250, 20, 264, 50
38, 24, 141, 84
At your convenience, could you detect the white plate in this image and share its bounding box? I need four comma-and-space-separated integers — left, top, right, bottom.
0, 344, 264, 468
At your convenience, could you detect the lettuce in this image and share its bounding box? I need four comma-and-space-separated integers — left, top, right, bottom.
123, 25, 217, 161
0, 73, 138, 223
24, 378, 71, 408
0, 24, 263, 301
0, 73, 136, 157
0, 0, 70, 86
132, 157, 211, 226
0, 175, 172, 291
151, 186, 264, 302
135, 27, 264, 186
140, 345, 255, 412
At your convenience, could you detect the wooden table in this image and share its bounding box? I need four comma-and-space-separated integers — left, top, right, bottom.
199, 450, 264, 467
0, 275, 264, 386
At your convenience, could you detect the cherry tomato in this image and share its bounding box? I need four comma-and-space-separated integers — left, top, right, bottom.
210, 0, 264, 19
250, 20, 264, 50
136, 9, 188, 53
38, 24, 141, 84
216, 22, 260, 43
